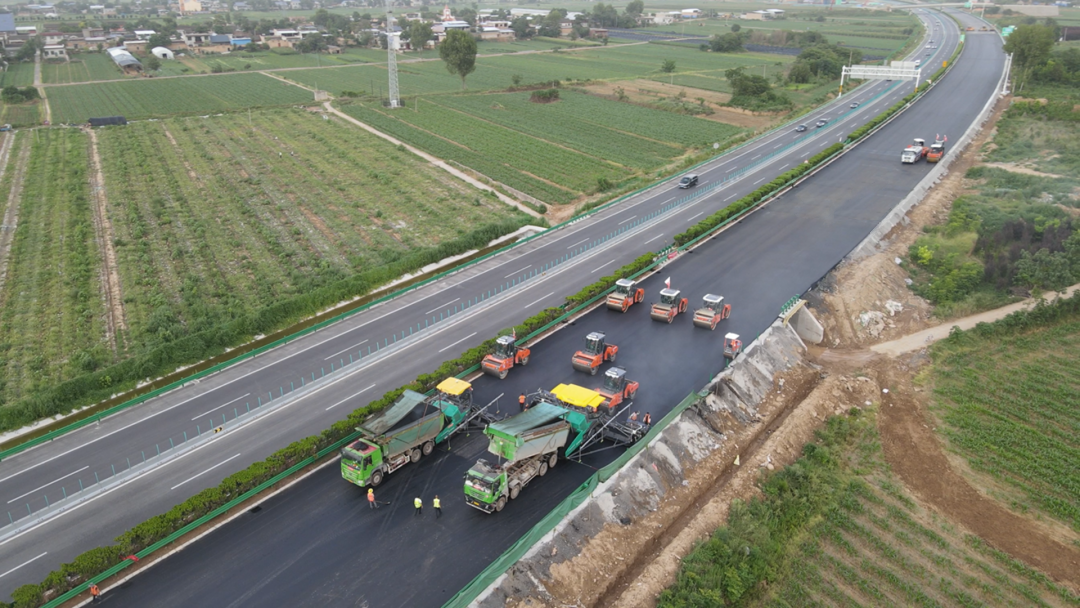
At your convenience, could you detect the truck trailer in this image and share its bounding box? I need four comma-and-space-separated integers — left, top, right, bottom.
341, 378, 487, 488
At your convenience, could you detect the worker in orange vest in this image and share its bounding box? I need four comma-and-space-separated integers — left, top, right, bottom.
368, 488, 377, 509
519, 393, 526, 409
642, 413, 652, 427
89, 583, 101, 602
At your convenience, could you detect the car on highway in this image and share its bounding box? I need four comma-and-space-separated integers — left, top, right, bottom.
795, 124, 807, 132
678, 174, 698, 189
815, 119, 828, 128
849, 102, 859, 109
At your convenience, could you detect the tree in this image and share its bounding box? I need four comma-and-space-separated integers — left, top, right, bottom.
538, 9, 565, 37
708, 32, 744, 53
730, 23, 741, 32
145, 54, 161, 71
457, 7, 477, 26
510, 16, 534, 40
1004, 24, 1057, 92
661, 59, 675, 73
148, 32, 171, 49
408, 20, 433, 51
591, 3, 619, 28
625, 0, 644, 17
439, 29, 477, 90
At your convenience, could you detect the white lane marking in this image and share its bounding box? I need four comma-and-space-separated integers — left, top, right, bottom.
0, 552, 47, 579
590, 260, 615, 274
688, 212, 704, 221
424, 299, 459, 315
524, 291, 555, 309
773, 143, 783, 149
565, 238, 588, 249
438, 332, 478, 354
754, 177, 767, 185
323, 340, 369, 361
190, 393, 251, 422
618, 215, 637, 225
504, 265, 531, 279
802, 151, 811, 158
325, 384, 377, 411
661, 197, 675, 204
778, 164, 789, 171
725, 194, 738, 202
170, 453, 243, 491
751, 154, 761, 160
644, 233, 665, 245
7, 467, 90, 504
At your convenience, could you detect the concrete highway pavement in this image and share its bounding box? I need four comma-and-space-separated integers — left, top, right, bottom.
0, 10, 963, 598
97, 12, 1004, 608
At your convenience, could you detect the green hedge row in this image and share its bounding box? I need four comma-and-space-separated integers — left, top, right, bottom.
6, 249, 658, 608
673, 143, 844, 246
0, 216, 534, 435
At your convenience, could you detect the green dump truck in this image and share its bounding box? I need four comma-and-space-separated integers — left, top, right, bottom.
342, 377, 482, 488
463, 402, 590, 513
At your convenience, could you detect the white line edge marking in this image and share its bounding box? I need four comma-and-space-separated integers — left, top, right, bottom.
725, 194, 737, 202
565, 238, 587, 250
438, 332, 478, 354
190, 393, 252, 422
617, 215, 636, 225
754, 177, 767, 185
326, 384, 377, 411
688, 212, 704, 221
0, 552, 47, 579
524, 291, 555, 309
590, 260, 615, 274
643, 233, 665, 245
7, 467, 90, 504
170, 453, 243, 491
504, 265, 531, 279
323, 339, 369, 361
424, 298, 459, 315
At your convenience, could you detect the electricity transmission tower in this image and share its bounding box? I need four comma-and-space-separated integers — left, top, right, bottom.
385, 0, 402, 108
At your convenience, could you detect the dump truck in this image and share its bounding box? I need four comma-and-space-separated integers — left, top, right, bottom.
650, 288, 689, 323
724, 333, 743, 361
463, 402, 588, 513
927, 139, 946, 162
901, 138, 929, 164
571, 331, 618, 375
341, 378, 489, 487
692, 294, 731, 330
606, 279, 645, 313
481, 334, 530, 379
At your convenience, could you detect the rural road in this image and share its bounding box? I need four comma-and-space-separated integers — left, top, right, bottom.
0, 9, 982, 600
78, 11, 1010, 608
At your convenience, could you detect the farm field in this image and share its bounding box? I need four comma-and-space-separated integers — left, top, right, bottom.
0, 129, 109, 409
0, 102, 40, 126
46, 72, 313, 123
0, 62, 35, 88
41, 53, 124, 84
929, 309, 1080, 534
340, 89, 744, 205
87, 108, 526, 372
659, 411, 1079, 608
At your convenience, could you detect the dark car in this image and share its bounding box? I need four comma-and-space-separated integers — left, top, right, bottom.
816, 120, 828, 128
795, 124, 807, 132
678, 174, 699, 189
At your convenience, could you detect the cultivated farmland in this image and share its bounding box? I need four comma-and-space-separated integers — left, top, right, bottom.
41, 53, 124, 85
341, 90, 744, 204
930, 309, 1080, 533
46, 72, 313, 123
0, 129, 108, 408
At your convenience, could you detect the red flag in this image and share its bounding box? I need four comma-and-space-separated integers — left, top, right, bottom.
664, 277, 671, 289
944, 134, 948, 142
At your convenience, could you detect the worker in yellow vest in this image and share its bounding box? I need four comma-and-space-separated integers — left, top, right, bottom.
434, 495, 442, 518
414, 496, 422, 516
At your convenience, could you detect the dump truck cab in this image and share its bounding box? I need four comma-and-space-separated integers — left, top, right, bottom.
572, 331, 618, 375
606, 278, 645, 312
724, 333, 743, 361
693, 293, 731, 330
481, 335, 531, 379
650, 288, 689, 323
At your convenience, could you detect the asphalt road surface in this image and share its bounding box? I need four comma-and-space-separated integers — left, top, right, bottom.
0, 9, 977, 599
91, 12, 1006, 608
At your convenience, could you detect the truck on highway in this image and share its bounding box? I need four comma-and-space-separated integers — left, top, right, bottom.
901, 138, 929, 164
463, 402, 584, 513
341, 378, 489, 487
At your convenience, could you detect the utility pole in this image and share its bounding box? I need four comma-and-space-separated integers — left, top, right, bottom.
386, 0, 401, 108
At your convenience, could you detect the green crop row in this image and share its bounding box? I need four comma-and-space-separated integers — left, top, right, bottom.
673, 143, 844, 246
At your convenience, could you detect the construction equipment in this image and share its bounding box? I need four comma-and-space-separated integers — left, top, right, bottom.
901, 138, 929, 164
927, 138, 946, 162
723, 333, 743, 361
596, 367, 638, 411
463, 402, 584, 513
481, 334, 531, 379
692, 294, 731, 330
341, 378, 494, 488
606, 278, 645, 312
549, 383, 646, 457
571, 331, 618, 375
650, 288, 689, 323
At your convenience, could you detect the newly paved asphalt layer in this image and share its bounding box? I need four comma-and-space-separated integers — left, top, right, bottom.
0, 10, 986, 600
85, 13, 1007, 608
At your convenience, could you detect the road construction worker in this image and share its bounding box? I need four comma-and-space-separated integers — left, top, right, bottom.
629, 412, 638, 422
519, 393, 526, 409
642, 412, 652, 427
89, 583, 101, 602
368, 488, 377, 509
414, 496, 422, 516
434, 495, 442, 518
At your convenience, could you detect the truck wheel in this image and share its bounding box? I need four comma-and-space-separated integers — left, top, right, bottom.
495, 497, 506, 512
548, 453, 558, 469
409, 448, 421, 463
370, 470, 384, 487
498, 368, 508, 380
510, 485, 520, 500
590, 365, 598, 376
609, 352, 617, 363
538, 462, 549, 477
422, 440, 434, 456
